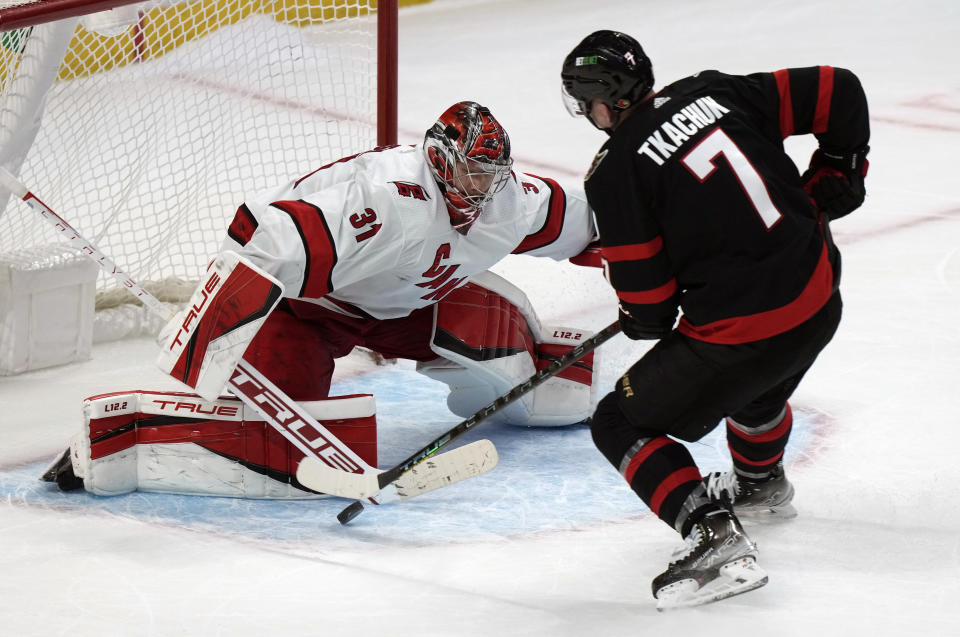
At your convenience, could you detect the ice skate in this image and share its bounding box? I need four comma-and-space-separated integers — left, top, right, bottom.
40, 446, 84, 492
652, 510, 768, 610
704, 462, 796, 519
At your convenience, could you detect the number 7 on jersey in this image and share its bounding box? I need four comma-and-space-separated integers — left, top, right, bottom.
682, 128, 783, 229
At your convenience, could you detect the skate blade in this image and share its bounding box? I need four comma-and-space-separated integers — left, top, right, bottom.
655, 557, 769, 611
737, 501, 798, 521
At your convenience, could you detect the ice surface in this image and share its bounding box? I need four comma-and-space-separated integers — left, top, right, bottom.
2, 0, 959, 634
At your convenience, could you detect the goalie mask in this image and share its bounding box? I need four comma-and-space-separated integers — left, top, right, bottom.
424, 101, 513, 234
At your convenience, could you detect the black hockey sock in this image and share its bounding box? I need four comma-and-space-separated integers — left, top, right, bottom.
726, 403, 793, 479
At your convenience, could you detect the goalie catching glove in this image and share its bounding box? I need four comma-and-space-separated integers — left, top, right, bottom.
801, 145, 869, 220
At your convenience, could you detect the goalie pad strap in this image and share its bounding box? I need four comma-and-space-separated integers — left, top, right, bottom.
537, 339, 594, 385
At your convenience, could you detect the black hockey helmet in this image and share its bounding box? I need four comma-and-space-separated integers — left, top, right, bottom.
561, 30, 654, 116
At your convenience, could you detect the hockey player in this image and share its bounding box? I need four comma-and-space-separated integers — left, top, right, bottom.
43, 101, 602, 498
560, 31, 869, 609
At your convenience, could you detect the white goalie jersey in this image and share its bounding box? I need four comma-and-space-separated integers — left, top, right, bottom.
222, 144, 597, 317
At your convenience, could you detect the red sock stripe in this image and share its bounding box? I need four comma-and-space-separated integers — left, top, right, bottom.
729, 446, 784, 467
622, 436, 672, 484
726, 405, 793, 444
649, 467, 703, 516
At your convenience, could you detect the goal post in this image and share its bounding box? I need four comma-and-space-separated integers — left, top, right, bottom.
0, 0, 404, 373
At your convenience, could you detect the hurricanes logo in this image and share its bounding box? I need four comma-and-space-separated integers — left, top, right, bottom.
392, 181, 429, 200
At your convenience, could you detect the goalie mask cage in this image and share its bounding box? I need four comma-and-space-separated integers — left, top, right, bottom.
0, 0, 399, 329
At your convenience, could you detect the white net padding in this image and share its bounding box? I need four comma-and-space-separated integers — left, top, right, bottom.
0, 1, 383, 341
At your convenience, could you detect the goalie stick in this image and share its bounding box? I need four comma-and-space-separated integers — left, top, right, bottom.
0, 167, 494, 504
297, 320, 622, 504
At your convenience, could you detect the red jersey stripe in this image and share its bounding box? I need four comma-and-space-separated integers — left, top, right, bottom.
227, 204, 258, 246
773, 69, 794, 138
812, 66, 835, 134
514, 174, 567, 253
293, 145, 400, 188
677, 241, 833, 344
270, 199, 338, 298
602, 236, 663, 262
617, 279, 678, 305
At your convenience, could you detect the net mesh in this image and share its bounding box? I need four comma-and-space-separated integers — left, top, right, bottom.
0, 0, 379, 309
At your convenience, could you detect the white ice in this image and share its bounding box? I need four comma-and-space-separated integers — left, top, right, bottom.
2, 0, 959, 634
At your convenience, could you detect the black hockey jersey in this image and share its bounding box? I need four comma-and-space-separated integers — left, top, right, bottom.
585, 66, 869, 344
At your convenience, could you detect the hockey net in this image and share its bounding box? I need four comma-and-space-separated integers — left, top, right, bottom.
0, 0, 398, 342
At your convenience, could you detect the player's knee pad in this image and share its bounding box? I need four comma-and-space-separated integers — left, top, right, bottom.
416, 271, 597, 427
62, 390, 377, 498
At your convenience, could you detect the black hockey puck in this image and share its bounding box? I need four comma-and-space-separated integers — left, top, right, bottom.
337, 501, 365, 525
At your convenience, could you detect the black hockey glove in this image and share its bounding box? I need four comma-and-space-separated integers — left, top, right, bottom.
618, 307, 672, 340
801, 146, 869, 220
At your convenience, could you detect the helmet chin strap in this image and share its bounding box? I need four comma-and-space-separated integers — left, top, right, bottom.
583, 99, 615, 135
589, 100, 644, 135
586, 109, 619, 136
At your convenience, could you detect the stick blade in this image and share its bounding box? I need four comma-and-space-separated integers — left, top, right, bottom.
297, 439, 499, 502
394, 439, 498, 499
295, 459, 382, 499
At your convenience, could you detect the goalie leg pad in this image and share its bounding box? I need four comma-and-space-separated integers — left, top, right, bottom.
416, 272, 597, 426
156, 251, 284, 401
66, 391, 376, 498
243, 304, 345, 400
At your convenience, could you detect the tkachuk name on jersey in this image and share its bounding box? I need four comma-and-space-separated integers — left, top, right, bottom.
637, 95, 731, 166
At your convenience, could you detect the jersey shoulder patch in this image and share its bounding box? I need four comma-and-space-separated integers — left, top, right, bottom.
585, 149, 609, 181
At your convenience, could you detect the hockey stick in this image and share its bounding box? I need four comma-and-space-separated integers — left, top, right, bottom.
297, 320, 621, 504
0, 167, 492, 504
